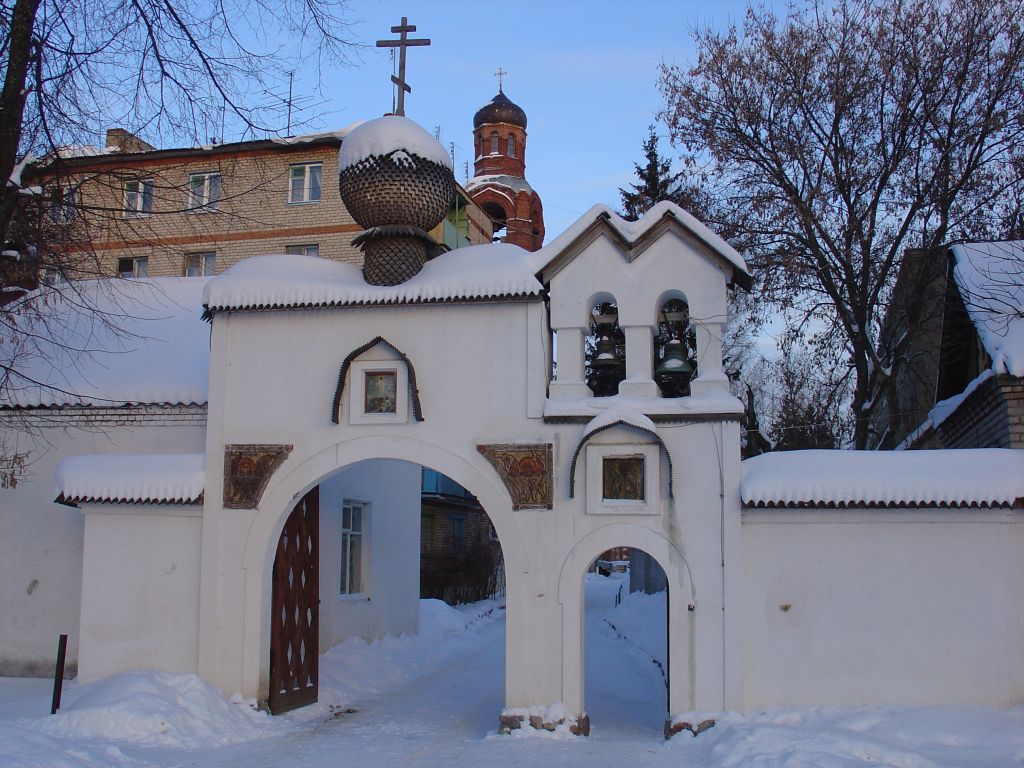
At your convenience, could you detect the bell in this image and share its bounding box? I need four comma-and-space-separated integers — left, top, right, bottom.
656, 337, 694, 376
592, 303, 618, 328
592, 333, 622, 368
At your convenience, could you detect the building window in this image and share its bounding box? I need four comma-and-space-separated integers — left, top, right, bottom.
364, 370, 397, 414
285, 243, 320, 258
447, 514, 466, 550
123, 179, 153, 217
49, 187, 77, 222
489, 132, 499, 155
187, 172, 221, 212
183, 252, 216, 277
117, 256, 148, 278
340, 502, 364, 594
507, 135, 515, 157
288, 162, 322, 204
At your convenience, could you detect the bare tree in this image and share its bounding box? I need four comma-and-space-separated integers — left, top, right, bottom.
0, 0, 357, 481
659, 0, 1024, 448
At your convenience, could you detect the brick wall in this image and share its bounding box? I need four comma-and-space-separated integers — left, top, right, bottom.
64, 142, 365, 277
3, 404, 207, 430
934, 374, 1024, 448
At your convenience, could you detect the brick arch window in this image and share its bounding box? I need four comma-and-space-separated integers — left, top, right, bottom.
477, 132, 484, 158
490, 131, 499, 155
507, 135, 516, 157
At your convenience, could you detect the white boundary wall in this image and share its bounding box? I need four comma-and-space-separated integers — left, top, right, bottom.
741, 507, 1024, 708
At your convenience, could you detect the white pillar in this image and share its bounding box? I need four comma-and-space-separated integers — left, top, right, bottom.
618, 325, 659, 398
689, 321, 729, 396
549, 327, 591, 399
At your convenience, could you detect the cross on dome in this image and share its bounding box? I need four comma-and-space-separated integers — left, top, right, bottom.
376, 16, 431, 116
494, 67, 508, 91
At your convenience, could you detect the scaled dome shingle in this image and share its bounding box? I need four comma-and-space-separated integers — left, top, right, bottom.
473, 90, 527, 130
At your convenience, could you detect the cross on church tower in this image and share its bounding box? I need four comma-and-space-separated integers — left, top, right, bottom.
376, 17, 431, 116
494, 67, 508, 91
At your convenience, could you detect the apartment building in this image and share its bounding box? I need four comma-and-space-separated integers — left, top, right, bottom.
28, 127, 492, 280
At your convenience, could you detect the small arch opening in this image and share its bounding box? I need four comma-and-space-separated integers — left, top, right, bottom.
585, 548, 668, 734
654, 298, 697, 398
585, 298, 625, 397
507, 135, 516, 157
482, 202, 507, 238
489, 131, 499, 155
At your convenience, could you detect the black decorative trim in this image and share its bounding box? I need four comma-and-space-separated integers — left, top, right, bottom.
568, 421, 674, 499
332, 336, 424, 424
202, 292, 542, 320
54, 492, 204, 508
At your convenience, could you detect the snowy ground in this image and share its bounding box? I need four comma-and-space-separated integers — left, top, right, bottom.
3, 573, 1024, 767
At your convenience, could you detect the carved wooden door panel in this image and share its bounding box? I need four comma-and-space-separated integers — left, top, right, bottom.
269, 487, 319, 714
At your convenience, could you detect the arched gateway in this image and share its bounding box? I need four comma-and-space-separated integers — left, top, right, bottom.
74, 115, 752, 735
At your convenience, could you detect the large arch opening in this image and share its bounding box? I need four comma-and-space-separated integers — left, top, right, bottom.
248, 442, 520, 719
583, 547, 668, 735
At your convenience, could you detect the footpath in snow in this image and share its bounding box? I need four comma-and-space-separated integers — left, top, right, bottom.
3, 575, 1024, 767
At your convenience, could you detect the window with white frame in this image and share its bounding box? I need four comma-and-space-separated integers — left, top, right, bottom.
187, 172, 221, 212
123, 179, 153, 217
117, 256, 148, 278
285, 243, 320, 258
340, 502, 365, 594
288, 162, 322, 204
183, 251, 216, 277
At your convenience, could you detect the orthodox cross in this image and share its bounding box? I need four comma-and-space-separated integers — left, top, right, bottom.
494, 67, 508, 91
376, 17, 430, 116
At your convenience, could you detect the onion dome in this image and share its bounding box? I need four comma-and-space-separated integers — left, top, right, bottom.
473, 89, 527, 130
338, 115, 456, 285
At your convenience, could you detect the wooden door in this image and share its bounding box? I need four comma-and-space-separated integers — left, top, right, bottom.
269, 487, 319, 714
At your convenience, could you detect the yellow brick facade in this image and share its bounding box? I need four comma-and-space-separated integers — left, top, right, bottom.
48, 134, 492, 279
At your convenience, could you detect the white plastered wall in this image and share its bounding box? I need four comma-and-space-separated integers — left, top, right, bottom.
318, 460, 421, 647
78, 502, 202, 681
742, 507, 1024, 708
0, 412, 205, 677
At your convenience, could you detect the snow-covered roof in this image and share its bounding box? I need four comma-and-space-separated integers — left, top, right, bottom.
0, 277, 210, 408
951, 241, 1024, 376
465, 174, 536, 196
536, 202, 750, 287
742, 448, 1024, 508
203, 246, 543, 314
338, 116, 452, 172
54, 453, 205, 506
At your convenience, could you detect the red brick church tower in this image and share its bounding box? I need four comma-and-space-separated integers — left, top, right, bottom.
466, 82, 545, 251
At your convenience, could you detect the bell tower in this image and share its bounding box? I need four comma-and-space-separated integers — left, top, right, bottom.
466, 75, 545, 252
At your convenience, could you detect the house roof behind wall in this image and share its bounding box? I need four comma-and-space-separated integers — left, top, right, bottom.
742, 448, 1024, 508
950, 241, 1024, 377
0, 277, 210, 408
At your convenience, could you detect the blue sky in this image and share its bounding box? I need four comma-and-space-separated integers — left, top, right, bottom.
288, 1, 766, 240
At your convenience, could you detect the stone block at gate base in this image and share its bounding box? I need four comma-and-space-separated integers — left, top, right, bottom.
499, 707, 590, 736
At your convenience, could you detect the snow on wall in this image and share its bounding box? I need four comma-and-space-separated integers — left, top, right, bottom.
203, 245, 542, 312
951, 241, 1024, 376
741, 448, 1024, 507
338, 115, 452, 171
1, 277, 210, 408
55, 453, 205, 504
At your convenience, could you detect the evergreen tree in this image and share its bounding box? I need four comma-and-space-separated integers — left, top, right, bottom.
619, 125, 708, 222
